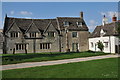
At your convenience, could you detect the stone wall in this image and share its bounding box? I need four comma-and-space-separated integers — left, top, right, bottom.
61, 30, 89, 52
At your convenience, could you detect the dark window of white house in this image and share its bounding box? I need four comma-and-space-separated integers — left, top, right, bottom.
48, 32, 55, 37
91, 42, 94, 47
30, 32, 36, 38
39, 43, 51, 49
72, 32, 77, 37
104, 42, 108, 48
16, 44, 27, 50
64, 21, 69, 26
10, 32, 19, 38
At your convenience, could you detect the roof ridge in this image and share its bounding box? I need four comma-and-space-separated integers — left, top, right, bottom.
7, 16, 81, 20
7, 17, 56, 20
97, 21, 119, 27
57, 17, 80, 18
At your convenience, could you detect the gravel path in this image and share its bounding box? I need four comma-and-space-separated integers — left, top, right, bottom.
1, 54, 119, 71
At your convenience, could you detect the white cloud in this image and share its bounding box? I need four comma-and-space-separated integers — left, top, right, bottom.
100, 12, 106, 16
89, 20, 96, 25
88, 20, 98, 30
20, 11, 33, 15
10, 11, 14, 15
24, 17, 32, 19
100, 11, 119, 19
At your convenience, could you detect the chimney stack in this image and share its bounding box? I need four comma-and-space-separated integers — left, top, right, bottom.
102, 15, 108, 26
80, 11, 83, 19
112, 14, 117, 22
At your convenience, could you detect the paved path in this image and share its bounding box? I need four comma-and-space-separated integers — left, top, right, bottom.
1, 54, 119, 71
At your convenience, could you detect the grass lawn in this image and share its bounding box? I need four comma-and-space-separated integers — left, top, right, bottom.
1, 51, 110, 65
2, 58, 118, 78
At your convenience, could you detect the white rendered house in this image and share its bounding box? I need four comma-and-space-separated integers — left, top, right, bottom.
89, 15, 120, 53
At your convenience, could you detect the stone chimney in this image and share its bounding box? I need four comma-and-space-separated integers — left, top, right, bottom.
112, 14, 117, 22
80, 11, 83, 19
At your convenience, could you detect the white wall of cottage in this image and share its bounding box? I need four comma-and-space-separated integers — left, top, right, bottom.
89, 36, 119, 53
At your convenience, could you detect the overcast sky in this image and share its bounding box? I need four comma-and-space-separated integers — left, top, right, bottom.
1, 2, 118, 32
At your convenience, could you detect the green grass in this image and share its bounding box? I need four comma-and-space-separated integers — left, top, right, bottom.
2, 58, 118, 78
1, 52, 110, 65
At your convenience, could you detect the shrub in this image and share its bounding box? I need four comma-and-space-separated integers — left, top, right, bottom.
97, 41, 104, 52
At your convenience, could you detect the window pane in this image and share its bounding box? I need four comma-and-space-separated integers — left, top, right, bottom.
39, 43, 51, 49
104, 42, 108, 48
48, 32, 54, 37
10, 32, 19, 38
30, 32, 36, 38
91, 42, 94, 47
72, 32, 77, 37
10, 33, 13, 37
64, 21, 69, 26
16, 44, 18, 50
40, 43, 42, 49
16, 33, 18, 37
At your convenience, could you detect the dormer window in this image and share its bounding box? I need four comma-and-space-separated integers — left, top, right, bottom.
64, 21, 69, 26
100, 29, 106, 37
77, 22, 82, 27
29, 32, 36, 38
10, 32, 19, 38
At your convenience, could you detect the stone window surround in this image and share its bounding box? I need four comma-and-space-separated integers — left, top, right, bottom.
15, 43, 27, 50
29, 32, 37, 38
104, 42, 108, 48
72, 32, 78, 38
39, 43, 51, 49
10, 32, 19, 38
47, 32, 55, 37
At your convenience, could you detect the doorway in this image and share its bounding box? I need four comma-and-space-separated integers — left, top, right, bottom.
72, 43, 79, 52
115, 45, 120, 54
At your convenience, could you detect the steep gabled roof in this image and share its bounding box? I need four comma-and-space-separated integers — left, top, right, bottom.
3, 16, 88, 34
25, 20, 41, 33
90, 21, 119, 38
33, 19, 58, 32
6, 20, 22, 33
57, 17, 88, 31
44, 21, 58, 33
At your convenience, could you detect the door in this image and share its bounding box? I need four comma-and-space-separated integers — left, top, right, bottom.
119, 45, 120, 54
115, 45, 118, 53
72, 43, 79, 52
115, 45, 120, 54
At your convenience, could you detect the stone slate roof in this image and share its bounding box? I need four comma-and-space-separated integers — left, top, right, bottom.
89, 21, 120, 38
3, 16, 88, 34
57, 17, 88, 31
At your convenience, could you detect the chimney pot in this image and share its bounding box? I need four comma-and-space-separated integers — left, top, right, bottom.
112, 14, 117, 22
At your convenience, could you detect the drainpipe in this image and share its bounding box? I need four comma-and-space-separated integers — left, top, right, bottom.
95, 43, 96, 53
118, 37, 120, 54
33, 39, 36, 53
65, 28, 69, 52
109, 36, 111, 53
3, 33, 7, 54
59, 35, 61, 52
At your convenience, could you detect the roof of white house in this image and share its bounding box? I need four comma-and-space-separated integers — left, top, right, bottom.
89, 21, 120, 38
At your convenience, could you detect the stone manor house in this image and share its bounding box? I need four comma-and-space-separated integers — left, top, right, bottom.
3, 12, 89, 54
